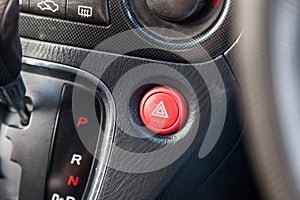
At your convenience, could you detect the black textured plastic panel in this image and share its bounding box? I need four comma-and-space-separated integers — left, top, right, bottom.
19, 0, 241, 63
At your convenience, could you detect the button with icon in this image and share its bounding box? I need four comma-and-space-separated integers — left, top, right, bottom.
20, 0, 29, 12
30, 0, 66, 18
140, 86, 187, 135
66, 0, 110, 25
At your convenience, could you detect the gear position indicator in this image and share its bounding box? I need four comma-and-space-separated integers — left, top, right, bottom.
51, 193, 76, 200
45, 85, 102, 200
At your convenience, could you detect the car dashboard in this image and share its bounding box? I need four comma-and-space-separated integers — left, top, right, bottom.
0, 0, 263, 200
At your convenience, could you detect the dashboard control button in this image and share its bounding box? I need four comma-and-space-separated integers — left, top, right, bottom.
20, 0, 29, 12
45, 85, 102, 200
66, 0, 110, 25
140, 86, 187, 135
30, 0, 66, 19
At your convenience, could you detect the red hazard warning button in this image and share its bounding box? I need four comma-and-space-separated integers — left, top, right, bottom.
139, 86, 187, 135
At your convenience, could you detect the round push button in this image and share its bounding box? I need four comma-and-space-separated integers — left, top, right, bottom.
139, 86, 187, 134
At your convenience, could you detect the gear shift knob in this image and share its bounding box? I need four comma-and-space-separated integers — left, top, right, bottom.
0, 0, 30, 125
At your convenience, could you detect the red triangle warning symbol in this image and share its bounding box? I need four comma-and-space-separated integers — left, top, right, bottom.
151, 101, 169, 119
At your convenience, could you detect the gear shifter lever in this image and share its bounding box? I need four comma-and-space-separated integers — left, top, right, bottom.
0, 0, 30, 125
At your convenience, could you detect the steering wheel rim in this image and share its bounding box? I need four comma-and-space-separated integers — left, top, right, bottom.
240, 0, 300, 199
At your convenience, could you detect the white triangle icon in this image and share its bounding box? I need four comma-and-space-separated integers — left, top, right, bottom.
151, 101, 169, 119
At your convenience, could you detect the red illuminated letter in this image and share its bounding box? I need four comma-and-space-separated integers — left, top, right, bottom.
76, 117, 88, 127
68, 176, 79, 187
